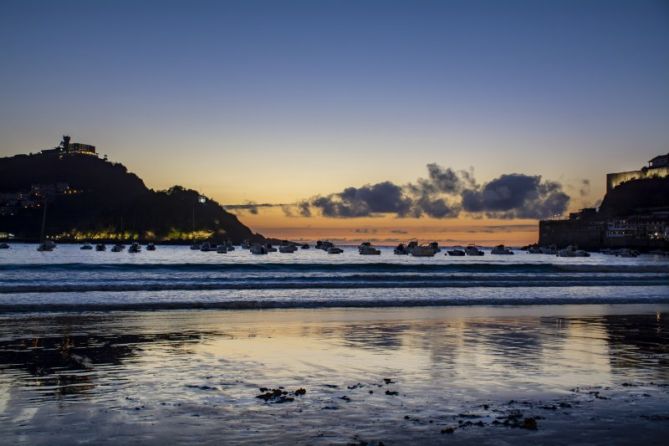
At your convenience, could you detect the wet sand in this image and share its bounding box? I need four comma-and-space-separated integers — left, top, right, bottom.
0, 304, 668, 445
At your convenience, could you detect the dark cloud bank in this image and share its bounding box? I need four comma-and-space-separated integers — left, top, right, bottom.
295, 163, 570, 220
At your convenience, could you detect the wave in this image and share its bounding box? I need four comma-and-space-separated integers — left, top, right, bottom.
1, 262, 668, 274
0, 277, 667, 293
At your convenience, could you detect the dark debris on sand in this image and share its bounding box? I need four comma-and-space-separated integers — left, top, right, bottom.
256, 387, 307, 404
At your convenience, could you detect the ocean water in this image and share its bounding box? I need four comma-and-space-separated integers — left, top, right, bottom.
0, 243, 667, 310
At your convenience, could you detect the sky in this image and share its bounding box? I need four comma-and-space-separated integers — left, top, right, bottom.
1, 0, 668, 244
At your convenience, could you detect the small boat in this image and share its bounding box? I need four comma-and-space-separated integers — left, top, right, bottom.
216, 244, 228, 254
491, 244, 514, 255
111, 244, 124, 252
527, 246, 542, 254
327, 247, 344, 254
226, 244, 235, 251
279, 244, 297, 253
464, 245, 485, 256
190, 243, 201, 250
200, 242, 214, 252
540, 246, 557, 255
429, 242, 441, 253
265, 244, 278, 253
315, 240, 334, 251
37, 240, 56, 252
557, 246, 590, 257
96, 243, 106, 251
447, 247, 465, 256
241, 240, 252, 249
250, 244, 268, 255
616, 248, 638, 258
393, 243, 409, 255
410, 245, 436, 257
301, 243, 310, 249
358, 242, 381, 255
128, 242, 141, 253
0, 243, 10, 249
146, 243, 156, 251
80, 244, 93, 250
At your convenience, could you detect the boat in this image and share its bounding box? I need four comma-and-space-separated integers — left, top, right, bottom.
447, 247, 465, 256
410, 245, 436, 257
80, 244, 93, 250
265, 244, 278, 252
128, 242, 141, 253
358, 242, 381, 255
241, 239, 252, 249
557, 245, 590, 257
616, 248, 639, 258
327, 247, 344, 254
527, 246, 542, 254
200, 242, 214, 252
190, 243, 201, 250
146, 243, 156, 251
429, 242, 441, 253
491, 244, 514, 255
279, 244, 297, 253
111, 244, 124, 252
250, 244, 268, 255
393, 243, 409, 255
95, 243, 106, 251
225, 244, 235, 251
301, 243, 310, 249
540, 246, 557, 255
216, 244, 228, 254
0, 243, 9, 249
315, 240, 334, 251
37, 240, 56, 252
464, 245, 485, 256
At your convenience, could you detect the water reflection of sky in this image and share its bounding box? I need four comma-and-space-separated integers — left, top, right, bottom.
0, 305, 667, 444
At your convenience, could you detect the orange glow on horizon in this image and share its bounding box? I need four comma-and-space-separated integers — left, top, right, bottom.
233, 207, 540, 245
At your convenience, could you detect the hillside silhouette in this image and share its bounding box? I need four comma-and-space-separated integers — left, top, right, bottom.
0, 152, 261, 242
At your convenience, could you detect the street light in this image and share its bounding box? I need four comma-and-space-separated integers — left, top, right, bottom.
192, 195, 207, 233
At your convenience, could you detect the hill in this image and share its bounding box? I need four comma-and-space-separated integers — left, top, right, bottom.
0, 151, 261, 243
599, 176, 669, 217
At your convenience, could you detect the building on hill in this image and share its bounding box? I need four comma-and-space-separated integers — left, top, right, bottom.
539, 155, 669, 250
606, 153, 669, 192
41, 135, 97, 157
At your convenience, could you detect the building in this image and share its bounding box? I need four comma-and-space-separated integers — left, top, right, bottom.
41, 135, 97, 157
539, 154, 669, 250
606, 153, 669, 192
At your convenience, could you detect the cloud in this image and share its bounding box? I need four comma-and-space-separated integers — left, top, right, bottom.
246, 164, 571, 221
461, 174, 570, 219
579, 179, 591, 198
353, 228, 378, 234
309, 181, 413, 218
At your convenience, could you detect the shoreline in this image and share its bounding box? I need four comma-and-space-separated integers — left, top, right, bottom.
2, 296, 669, 314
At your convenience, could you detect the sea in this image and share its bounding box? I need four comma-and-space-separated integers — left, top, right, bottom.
0, 243, 667, 311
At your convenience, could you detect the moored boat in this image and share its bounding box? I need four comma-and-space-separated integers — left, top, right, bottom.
491, 244, 514, 255
358, 242, 381, 255
464, 245, 485, 256
250, 244, 268, 255
37, 240, 56, 252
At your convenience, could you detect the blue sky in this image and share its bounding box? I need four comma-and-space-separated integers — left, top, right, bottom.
1, 0, 668, 234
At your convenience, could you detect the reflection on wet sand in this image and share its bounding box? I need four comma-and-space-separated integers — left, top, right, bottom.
0, 305, 667, 445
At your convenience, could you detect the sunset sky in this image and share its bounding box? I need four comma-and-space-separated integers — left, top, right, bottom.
1, 0, 668, 243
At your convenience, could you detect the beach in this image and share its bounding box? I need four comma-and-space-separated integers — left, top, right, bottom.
1, 304, 668, 445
